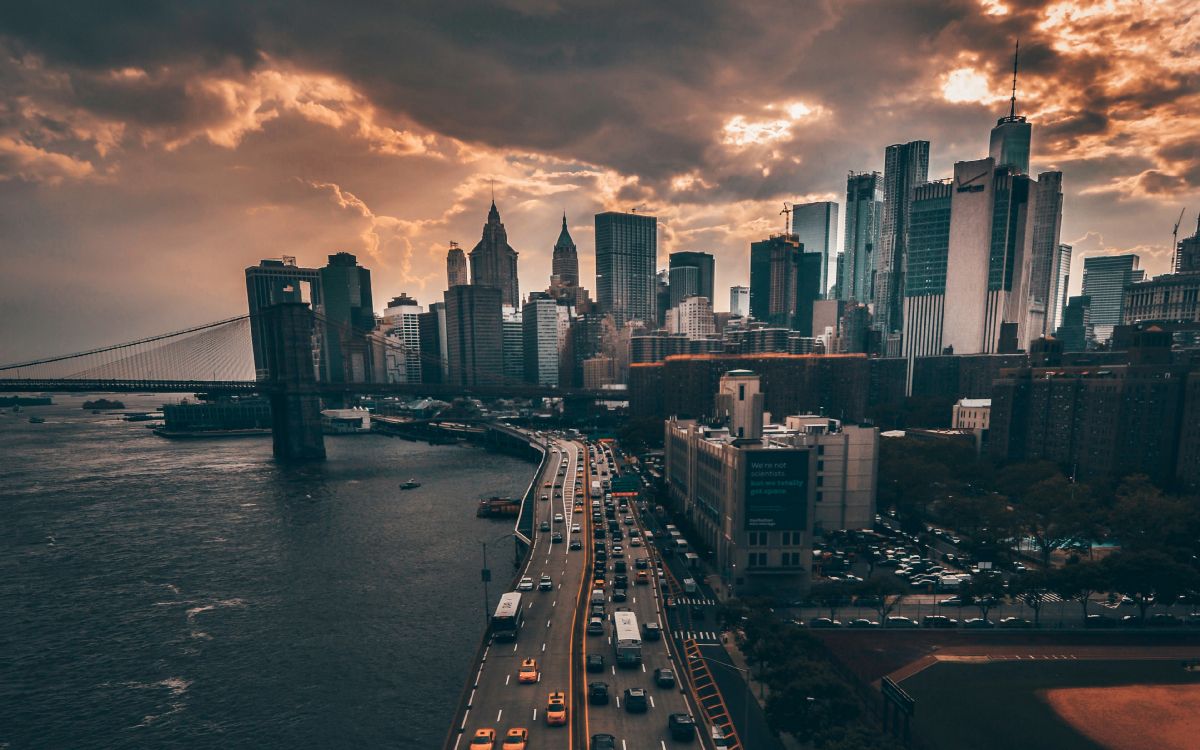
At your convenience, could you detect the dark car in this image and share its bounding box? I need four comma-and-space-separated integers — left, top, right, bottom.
642, 621, 662, 641
654, 667, 676, 688
587, 653, 605, 672
552, 532, 564, 543
624, 687, 649, 713
589, 681, 610, 705
668, 713, 697, 742
635, 558, 649, 570
922, 615, 958, 629
613, 588, 627, 602
570, 539, 583, 550
591, 734, 616, 750
614, 561, 627, 574
614, 575, 629, 588
1085, 614, 1118, 629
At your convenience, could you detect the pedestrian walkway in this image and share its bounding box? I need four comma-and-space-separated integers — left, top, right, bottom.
674, 629, 721, 643
677, 596, 718, 606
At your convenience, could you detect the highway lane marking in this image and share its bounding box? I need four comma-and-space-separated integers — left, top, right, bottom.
547, 619, 552, 628
542, 642, 546, 652
469, 687, 476, 704
496, 709, 503, 722
460, 709, 469, 729
513, 643, 518, 652
649, 695, 655, 708
453, 733, 462, 750
505, 676, 510, 686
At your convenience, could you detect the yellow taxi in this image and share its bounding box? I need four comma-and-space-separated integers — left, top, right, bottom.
545, 691, 567, 726
593, 576, 605, 588
501, 728, 529, 750
636, 570, 650, 585
469, 728, 496, 749
518, 658, 539, 684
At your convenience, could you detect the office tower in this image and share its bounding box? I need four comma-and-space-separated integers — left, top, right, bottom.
1082, 254, 1143, 344
877, 141, 930, 334
319, 252, 375, 383
655, 270, 671, 327
942, 157, 1038, 355
669, 251, 715, 304
730, 286, 750, 317
791, 202, 839, 298
666, 296, 716, 339
668, 265, 699, 308
750, 234, 823, 334
245, 257, 323, 380
469, 200, 520, 308
841, 172, 883, 303
1025, 172, 1064, 338
523, 293, 560, 386
595, 211, 657, 326
1056, 295, 1092, 351
417, 303, 447, 384
902, 181, 953, 384
446, 242, 468, 288
1178, 216, 1200, 273
502, 307, 524, 382
788, 252, 823, 336
989, 43, 1031, 175
444, 285, 503, 387
379, 294, 423, 384
560, 313, 604, 387
551, 214, 579, 287
1126, 220, 1200, 327
1049, 243, 1072, 333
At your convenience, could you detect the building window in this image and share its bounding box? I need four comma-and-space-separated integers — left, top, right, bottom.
817, 445, 825, 456
816, 490, 823, 502
817, 476, 824, 487
817, 460, 825, 471
748, 552, 768, 568
739, 384, 745, 400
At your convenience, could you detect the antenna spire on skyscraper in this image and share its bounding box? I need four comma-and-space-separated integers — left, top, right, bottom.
1010, 39, 1020, 119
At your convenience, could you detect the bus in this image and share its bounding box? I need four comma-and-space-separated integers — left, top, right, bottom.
613, 611, 642, 667
492, 592, 524, 642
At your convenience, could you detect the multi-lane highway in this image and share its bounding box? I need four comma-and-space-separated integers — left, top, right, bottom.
451, 437, 588, 750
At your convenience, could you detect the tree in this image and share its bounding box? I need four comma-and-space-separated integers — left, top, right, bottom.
1014, 475, 1092, 570
1010, 571, 1050, 627
809, 581, 853, 622
853, 578, 907, 623
1106, 476, 1196, 556
764, 662, 859, 740
1049, 561, 1105, 620
960, 573, 1007, 621
1103, 551, 1199, 622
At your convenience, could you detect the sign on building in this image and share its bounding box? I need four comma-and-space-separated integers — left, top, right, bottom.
743, 450, 809, 530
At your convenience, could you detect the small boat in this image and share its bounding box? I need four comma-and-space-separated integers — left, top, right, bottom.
400, 480, 421, 490
28, 416, 46, 424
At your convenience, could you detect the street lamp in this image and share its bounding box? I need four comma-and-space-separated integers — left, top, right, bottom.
480, 530, 514, 626
696, 653, 751, 747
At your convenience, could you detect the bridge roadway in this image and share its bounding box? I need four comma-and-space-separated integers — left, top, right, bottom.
582, 443, 702, 749
450, 438, 587, 750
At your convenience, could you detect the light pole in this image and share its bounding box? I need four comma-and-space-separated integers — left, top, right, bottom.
480, 531, 514, 626
697, 653, 751, 747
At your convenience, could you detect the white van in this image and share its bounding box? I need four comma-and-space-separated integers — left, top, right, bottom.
683, 578, 698, 594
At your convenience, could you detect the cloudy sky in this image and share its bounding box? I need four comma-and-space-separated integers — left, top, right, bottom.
1, 0, 1197, 361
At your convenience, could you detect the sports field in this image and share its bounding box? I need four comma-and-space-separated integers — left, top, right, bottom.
900, 659, 1200, 750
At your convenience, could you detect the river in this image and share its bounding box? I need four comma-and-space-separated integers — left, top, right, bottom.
0, 394, 533, 749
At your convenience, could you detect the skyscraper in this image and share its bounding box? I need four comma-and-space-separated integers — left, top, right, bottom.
748, 234, 820, 333
418, 302, 447, 384
791, 201, 839, 298
1049, 243, 1072, 333
444, 285, 503, 387
378, 294, 422, 384
319, 252, 375, 383
502, 307, 524, 382
1082, 254, 1143, 344
1056, 295, 1092, 351
989, 43, 1031, 175
595, 211, 657, 326
523, 292, 560, 386
942, 158, 1038, 355
841, 172, 883, 303
668, 251, 715, 305
446, 242, 468, 288
551, 214, 579, 287
469, 200, 520, 308
877, 141, 930, 334
245, 257, 322, 380
1026, 172, 1065, 337
901, 180, 953, 386
729, 286, 750, 317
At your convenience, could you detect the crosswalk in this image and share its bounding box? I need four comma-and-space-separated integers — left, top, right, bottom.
675, 630, 721, 643
676, 596, 717, 606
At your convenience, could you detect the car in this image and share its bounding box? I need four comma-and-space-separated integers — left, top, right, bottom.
587, 617, 605, 635
642, 621, 662, 641
630, 538, 643, 547
543, 481, 552, 487
636, 558, 649, 570
590, 734, 617, 750
545, 691, 567, 726
937, 596, 966, 607
885, 616, 918, 628
635, 570, 650, 585
553, 513, 564, 524
518, 658, 540, 683
587, 653, 605, 673
540, 494, 549, 501
998, 616, 1032, 629
668, 713, 697, 742
516, 577, 534, 592
591, 603, 606, 618
570, 539, 583, 550
539, 521, 551, 532
589, 681, 610, 705
539, 575, 553, 591
614, 574, 629, 588
572, 524, 582, 533
922, 615, 958, 628
501, 728, 528, 750
612, 545, 624, 558
1085, 614, 1118, 628
624, 517, 635, 525
551, 532, 564, 544
470, 728, 496, 749
654, 667, 676, 688
808, 617, 841, 628
847, 618, 879, 628
624, 687, 649, 712
963, 618, 995, 629
613, 588, 627, 602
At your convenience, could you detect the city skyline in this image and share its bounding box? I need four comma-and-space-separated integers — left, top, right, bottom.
1, 2, 1198, 360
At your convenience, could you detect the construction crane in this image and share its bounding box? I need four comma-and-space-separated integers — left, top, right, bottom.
1172, 208, 1186, 272
629, 204, 648, 214
780, 202, 793, 234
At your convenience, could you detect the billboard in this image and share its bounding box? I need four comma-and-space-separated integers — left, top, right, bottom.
743, 450, 809, 530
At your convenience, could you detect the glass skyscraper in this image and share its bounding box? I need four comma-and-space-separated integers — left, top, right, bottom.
1082, 254, 1143, 344
595, 211, 657, 326
840, 172, 883, 304
790, 201, 839, 298
878, 141, 930, 334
